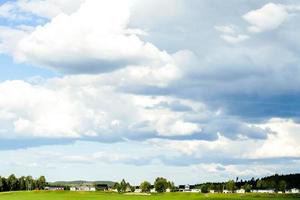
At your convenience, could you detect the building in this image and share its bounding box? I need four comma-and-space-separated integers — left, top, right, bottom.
44, 186, 65, 191
286, 188, 300, 194
191, 189, 200, 193
291, 188, 300, 194
236, 189, 245, 194
134, 186, 142, 193
177, 185, 199, 192
251, 189, 275, 193
70, 186, 96, 191
223, 190, 231, 193
209, 190, 215, 193
150, 188, 156, 193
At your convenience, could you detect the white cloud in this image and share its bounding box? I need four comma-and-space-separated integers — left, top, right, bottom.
220, 34, 249, 44
156, 118, 200, 137
215, 25, 249, 44
0, 78, 128, 138
248, 118, 300, 158
12, 0, 174, 74
214, 25, 236, 35
0, 26, 27, 55
148, 138, 227, 156
243, 3, 290, 33
0, 2, 16, 19
0, 75, 204, 140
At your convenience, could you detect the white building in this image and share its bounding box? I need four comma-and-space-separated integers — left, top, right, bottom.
291, 188, 300, 194
150, 188, 156, 193
223, 190, 231, 193
134, 188, 142, 193
45, 186, 65, 191
209, 190, 215, 193
191, 189, 200, 193
286, 188, 300, 194
236, 189, 245, 194
70, 186, 96, 191
251, 189, 275, 193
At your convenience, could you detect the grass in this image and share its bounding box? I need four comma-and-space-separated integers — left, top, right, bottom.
0, 191, 300, 200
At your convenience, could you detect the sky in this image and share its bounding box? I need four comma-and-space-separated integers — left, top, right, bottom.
0, 0, 300, 185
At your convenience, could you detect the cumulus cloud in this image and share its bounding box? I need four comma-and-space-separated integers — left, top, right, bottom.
0, 26, 27, 54
249, 118, 300, 158
215, 25, 249, 44
10, 0, 174, 74
220, 34, 249, 44
216, 3, 300, 43
243, 3, 290, 33
0, 76, 206, 141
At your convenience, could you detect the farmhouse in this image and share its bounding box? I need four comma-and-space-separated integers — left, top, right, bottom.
150, 188, 156, 193
134, 186, 142, 193
286, 188, 300, 194
177, 185, 200, 193
223, 190, 232, 193
251, 189, 275, 193
236, 189, 245, 194
70, 186, 96, 191
44, 186, 64, 191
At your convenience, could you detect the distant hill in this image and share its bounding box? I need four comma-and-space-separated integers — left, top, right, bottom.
49, 180, 115, 187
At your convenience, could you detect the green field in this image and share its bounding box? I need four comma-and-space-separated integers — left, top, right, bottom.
0, 192, 300, 200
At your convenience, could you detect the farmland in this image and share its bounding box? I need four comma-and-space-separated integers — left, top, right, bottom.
0, 191, 300, 200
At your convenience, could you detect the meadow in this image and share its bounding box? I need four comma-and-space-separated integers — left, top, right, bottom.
0, 191, 300, 200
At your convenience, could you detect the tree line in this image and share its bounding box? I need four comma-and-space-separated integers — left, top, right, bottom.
113, 177, 176, 193
0, 174, 46, 192
197, 173, 300, 193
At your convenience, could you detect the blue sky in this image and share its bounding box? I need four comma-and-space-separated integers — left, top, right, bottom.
0, 0, 300, 185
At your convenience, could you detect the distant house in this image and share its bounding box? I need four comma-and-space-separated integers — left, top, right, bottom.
110, 188, 118, 192
150, 188, 156, 193
185, 184, 191, 191
236, 189, 245, 194
286, 188, 300, 194
134, 186, 142, 193
251, 189, 275, 193
178, 185, 185, 192
45, 186, 65, 191
70, 186, 96, 191
223, 190, 231, 193
209, 190, 215, 193
177, 185, 199, 192
291, 188, 300, 194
